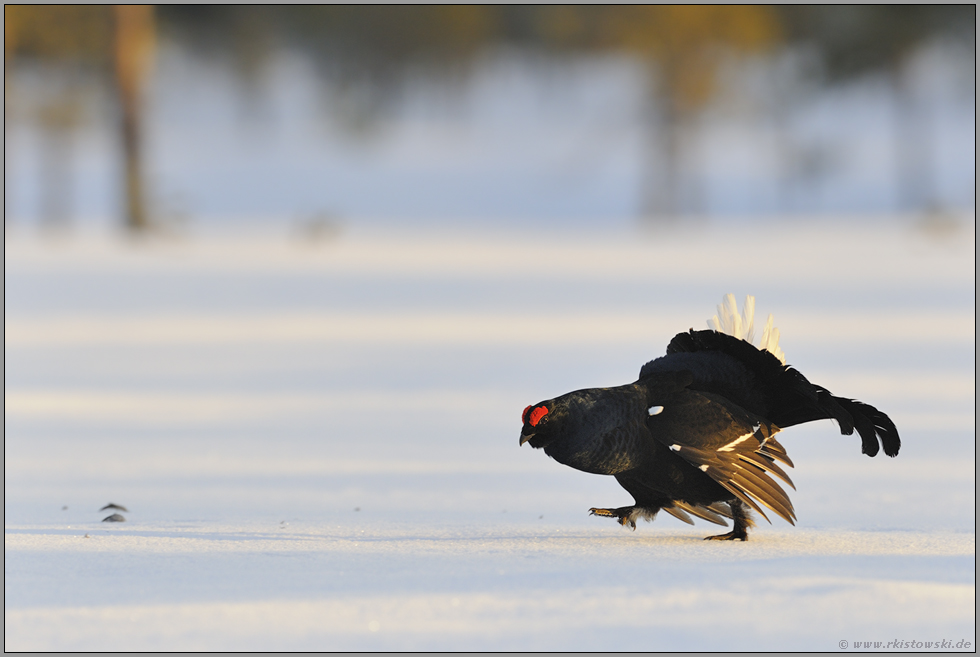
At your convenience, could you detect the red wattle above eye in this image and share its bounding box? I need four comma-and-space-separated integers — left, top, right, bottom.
522, 405, 531, 423
529, 406, 549, 427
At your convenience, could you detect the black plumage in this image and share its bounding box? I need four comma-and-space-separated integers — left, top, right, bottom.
519, 299, 900, 540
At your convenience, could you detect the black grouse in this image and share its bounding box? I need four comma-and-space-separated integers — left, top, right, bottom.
519, 295, 900, 540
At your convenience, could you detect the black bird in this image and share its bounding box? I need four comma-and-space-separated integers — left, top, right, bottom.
519, 295, 900, 540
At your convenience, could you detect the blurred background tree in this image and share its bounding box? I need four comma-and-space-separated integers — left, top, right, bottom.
576, 5, 783, 216
5, 4, 155, 231
776, 5, 976, 214
5, 5, 974, 231
6, 5, 113, 230
113, 5, 155, 231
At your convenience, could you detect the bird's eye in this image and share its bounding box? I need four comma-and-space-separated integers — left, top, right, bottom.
522, 405, 532, 423
529, 406, 549, 427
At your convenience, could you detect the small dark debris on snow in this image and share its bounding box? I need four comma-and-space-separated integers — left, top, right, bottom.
354, 507, 360, 512
100, 503, 128, 512
62, 505, 68, 511
102, 513, 126, 522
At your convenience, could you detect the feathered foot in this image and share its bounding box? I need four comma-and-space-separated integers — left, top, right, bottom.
589, 506, 638, 530
704, 499, 755, 541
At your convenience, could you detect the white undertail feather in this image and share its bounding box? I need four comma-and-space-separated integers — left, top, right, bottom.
708, 294, 786, 365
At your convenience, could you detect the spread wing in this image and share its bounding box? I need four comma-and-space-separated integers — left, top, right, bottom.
647, 387, 797, 525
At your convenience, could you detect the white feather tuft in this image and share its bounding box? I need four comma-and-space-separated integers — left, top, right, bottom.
709, 294, 786, 364
741, 296, 755, 344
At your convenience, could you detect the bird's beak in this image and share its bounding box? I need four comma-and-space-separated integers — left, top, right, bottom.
519, 432, 534, 446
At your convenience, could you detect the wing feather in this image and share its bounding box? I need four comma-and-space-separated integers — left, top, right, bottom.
662, 505, 696, 525
719, 479, 772, 522
706, 502, 734, 519
738, 450, 796, 490
644, 386, 797, 526
673, 500, 729, 526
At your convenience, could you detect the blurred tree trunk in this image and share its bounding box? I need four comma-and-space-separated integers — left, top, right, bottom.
596, 6, 782, 222
639, 55, 695, 220
893, 70, 933, 214
113, 5, 155, 232
38, 93, 82, 230
5, 7, 21, 230
639, 68, 682, 220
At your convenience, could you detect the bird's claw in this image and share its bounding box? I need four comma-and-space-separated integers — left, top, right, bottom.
589, 507, 636, 530
704, 530, 747, 541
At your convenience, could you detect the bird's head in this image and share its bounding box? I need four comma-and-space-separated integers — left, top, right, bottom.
519, 385, 645, 474
519, 399, 566, 449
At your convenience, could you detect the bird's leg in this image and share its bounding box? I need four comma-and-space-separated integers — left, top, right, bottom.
704, 499, 755, 541
589, 506, 639, 530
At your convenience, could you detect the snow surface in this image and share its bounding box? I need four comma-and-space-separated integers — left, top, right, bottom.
5, 218, 976, 651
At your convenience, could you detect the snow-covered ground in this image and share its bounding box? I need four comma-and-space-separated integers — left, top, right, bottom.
5, 218, 976, 650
